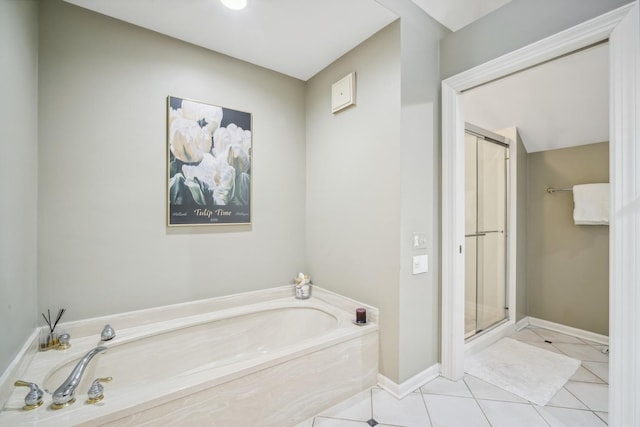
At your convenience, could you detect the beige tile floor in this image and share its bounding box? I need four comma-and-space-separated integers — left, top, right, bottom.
296, 326, 609, 427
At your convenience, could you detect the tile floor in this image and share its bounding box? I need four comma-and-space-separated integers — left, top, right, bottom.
296, 326, 609, 427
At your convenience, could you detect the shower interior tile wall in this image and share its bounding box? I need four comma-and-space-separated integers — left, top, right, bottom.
297, 326, 609, 427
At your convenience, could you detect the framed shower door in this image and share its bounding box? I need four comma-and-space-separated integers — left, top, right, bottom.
464, 129, 509, 339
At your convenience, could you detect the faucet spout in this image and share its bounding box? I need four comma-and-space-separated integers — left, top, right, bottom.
51, 346, 107, 409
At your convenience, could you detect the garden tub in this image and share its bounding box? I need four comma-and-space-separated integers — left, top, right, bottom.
0, 286, 378, 426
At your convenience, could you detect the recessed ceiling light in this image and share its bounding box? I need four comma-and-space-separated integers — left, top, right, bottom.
221, 0, 247, 10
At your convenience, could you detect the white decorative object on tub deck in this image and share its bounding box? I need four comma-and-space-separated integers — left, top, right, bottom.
294, 272, 312, 299
573, 183, 609, 225
0, 286, 378, 427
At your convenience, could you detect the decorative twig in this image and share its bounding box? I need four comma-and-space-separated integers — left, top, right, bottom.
42, 313, 52, 331
42, 308, 65, 334
52, 309, 65, 332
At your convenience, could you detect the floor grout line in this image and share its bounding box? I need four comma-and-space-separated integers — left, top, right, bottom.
581, 362, 609, 384
531, 404, 554, 427
562, 383, 604, 413
594, 410, 609, 425
472, 396, 495, 427
417, 390, 435, 427
421, 392, 476, 399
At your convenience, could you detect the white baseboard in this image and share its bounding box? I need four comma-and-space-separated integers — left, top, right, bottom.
515, 317, 529, 331
377, 363, 440, 399
521, 316, 609, 345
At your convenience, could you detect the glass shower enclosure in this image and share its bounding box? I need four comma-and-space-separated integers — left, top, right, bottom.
464, 125, 509, 339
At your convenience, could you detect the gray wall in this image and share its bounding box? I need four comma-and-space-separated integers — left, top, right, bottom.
37, 0, 307, 321
527, 142, 609, 335
0, 0, 39, 375
390, 0, 447, 383
440, 0, 632, 79
307, 0, 447, 383
305, 22, 403, 381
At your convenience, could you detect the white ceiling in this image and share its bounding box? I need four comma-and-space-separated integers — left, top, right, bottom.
63, 0, 513, 80
63, 0, 398, 81
464, 43, 609, 153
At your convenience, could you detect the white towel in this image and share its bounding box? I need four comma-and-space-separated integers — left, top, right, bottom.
573, 183, 609, 225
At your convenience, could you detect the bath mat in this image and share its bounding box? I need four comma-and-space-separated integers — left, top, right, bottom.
465, 337, 580, 406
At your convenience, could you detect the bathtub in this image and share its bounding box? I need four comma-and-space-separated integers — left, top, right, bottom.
0, 286, 378, 426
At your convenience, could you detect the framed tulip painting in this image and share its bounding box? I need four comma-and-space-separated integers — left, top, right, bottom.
167, 96, 252, 226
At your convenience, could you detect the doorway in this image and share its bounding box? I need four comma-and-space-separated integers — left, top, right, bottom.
440, 3, 639, 425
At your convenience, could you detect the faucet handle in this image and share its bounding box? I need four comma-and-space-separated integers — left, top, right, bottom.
100, 324, 115, 341
57, 332, 71, 350
87, 377, 112, 404
14, 380, 44, 410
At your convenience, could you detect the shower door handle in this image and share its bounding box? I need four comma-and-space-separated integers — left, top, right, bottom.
465, 232, 486, 237
464, 230, 504, 237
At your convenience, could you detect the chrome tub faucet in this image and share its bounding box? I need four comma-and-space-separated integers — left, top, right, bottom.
51, 346, 107, 409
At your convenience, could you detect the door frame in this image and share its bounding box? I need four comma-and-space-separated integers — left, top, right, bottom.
441, 2, 639, 425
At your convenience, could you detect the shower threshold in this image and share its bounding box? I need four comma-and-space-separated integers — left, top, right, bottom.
464, 318, 510, 343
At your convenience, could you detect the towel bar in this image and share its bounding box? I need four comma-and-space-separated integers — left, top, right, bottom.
546, 187, 572, 193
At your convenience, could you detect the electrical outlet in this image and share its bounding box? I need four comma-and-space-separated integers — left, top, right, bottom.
412, 254, 428, 274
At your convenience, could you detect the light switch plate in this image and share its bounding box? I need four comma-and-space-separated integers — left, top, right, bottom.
412, 232, 427, 249
412, 254, 428, 275
331, 72, 356, 113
